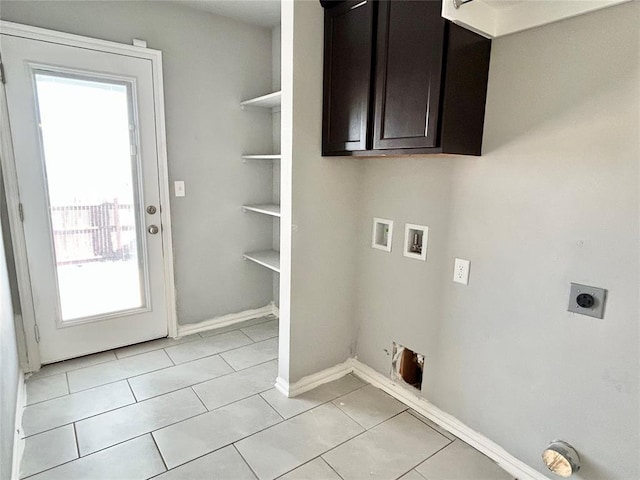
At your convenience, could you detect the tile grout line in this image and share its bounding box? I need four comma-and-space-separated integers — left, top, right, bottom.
20, 432, 164, 480
23, 347, 507, 480
38, 329, 278, 403
125, 378, 139, 403
197, 316, 275, 340
333, 400, 409, 430
217, 354, 236, 373
21, 456, 76, 479
260, 377, 368, 423
238, 328, 257, 344
79, 365, 372, 461
322, 456, 347, 480
21, 394, 138, 440
21, 358, 278, 441
406, 409, 457, 442
21, 368, 361, 444
71, 399, 213, 458
153, 394, 292, 471
232, 443, 261, 480
24, 372, 73, 407
66, 359, 174, 395
273, 454, 346, 480
27, 354, 118, 381
24, 391, 69, 408
33, 316, 273, 381
190, 386, 209, 412
124, 356, 278, 403
315, 410, 410, 469
394, 439, 455, 479
20, 321, 280, 472
24, 374, 462, 480
229, 387, 394, 479
42, 401, 214, 465
258, 392, 286, 422
114, 333, 204, 360
65, 335, 276, 396
72, 422, 80, 459
150, 432, 170, 473
164, 347, 176, 366
306, 408, 442, 480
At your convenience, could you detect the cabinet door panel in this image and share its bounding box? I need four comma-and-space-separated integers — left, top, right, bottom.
373, 0, 445, 150
322, 0, 375, 155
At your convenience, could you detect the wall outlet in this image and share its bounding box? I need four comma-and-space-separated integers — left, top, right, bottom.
453, 258, 470, 285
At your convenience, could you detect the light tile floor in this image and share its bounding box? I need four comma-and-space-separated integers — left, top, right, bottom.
20, 316, 514, 480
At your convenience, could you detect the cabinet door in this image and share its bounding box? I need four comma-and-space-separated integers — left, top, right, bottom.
372, 0, 445, 150
322, 0, 375, 155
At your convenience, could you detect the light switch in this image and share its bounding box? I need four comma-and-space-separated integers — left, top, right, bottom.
174, 181, 185, 197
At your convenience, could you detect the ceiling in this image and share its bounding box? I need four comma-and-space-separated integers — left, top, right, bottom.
179, 0, 281, 28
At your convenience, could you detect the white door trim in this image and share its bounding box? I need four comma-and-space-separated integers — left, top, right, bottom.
0, 21, 178, 371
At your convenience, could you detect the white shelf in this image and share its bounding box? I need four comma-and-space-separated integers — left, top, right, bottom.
242, 154, 281, 161
243, 250, 280, 273
242, 204, 281, 218
240, 91, 281, 110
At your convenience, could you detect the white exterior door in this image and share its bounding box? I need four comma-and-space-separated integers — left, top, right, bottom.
1, 31, 170, 363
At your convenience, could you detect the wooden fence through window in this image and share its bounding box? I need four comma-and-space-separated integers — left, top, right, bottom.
50, 201, 137, 266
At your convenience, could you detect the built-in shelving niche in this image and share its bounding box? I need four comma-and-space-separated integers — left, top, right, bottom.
241, 91, 281, 295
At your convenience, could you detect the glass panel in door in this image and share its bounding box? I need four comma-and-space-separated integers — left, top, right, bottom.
34, 72, 147, 322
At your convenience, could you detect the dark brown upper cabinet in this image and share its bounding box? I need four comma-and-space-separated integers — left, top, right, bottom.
322, 0, 375, 154
321, 0, 492, 157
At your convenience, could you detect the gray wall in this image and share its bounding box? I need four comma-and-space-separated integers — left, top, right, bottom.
0, 174, 19, 480
0, 1, 276, 325
288, 1, 362, 382
354, 3, 639, 479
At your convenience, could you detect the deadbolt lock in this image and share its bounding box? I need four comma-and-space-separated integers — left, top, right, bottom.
148, 225, 159, 235
146, 205, 157, 215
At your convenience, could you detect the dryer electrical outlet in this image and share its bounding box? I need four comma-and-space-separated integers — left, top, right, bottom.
567, 283, 606, 319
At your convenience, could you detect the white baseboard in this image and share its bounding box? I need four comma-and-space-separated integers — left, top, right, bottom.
274, 376, 290, 397
11, 371, 26, 480
275, 358, 354, 398
177, 303, 275, 337
276, 357, 547, 480
350, 360, 549, 480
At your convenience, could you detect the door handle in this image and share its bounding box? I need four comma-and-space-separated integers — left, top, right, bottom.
148, 225, 159, 235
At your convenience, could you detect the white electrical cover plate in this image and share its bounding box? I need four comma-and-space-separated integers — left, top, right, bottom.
453, 258, 470, 285
174, 181, 185, 197
371, 218, 393, 252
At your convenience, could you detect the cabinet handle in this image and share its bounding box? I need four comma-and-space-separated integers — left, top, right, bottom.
424, 80, 431, 137
453, 0, 474, 9
350, 1, 367, 10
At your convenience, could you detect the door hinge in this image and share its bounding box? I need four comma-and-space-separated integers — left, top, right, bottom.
34, 324, 40, 343
0, 62, 5, 85
18, 203, 24, 222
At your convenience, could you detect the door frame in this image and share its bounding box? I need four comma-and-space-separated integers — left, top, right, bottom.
0, 21, 178, 372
